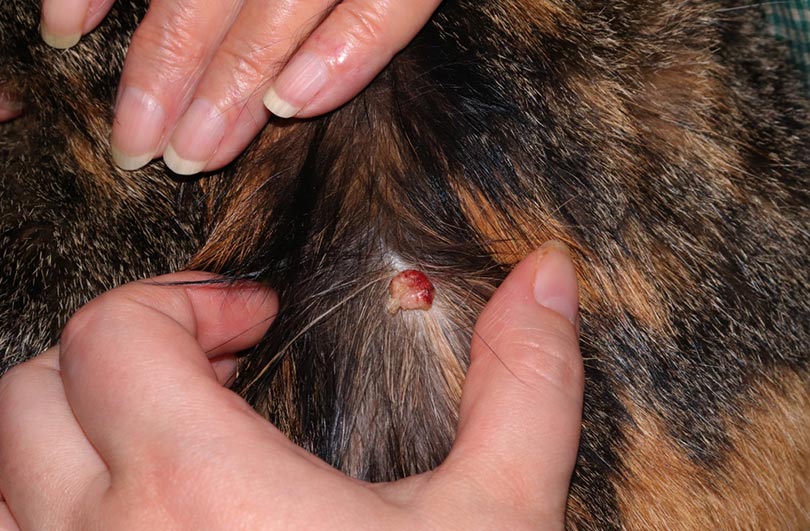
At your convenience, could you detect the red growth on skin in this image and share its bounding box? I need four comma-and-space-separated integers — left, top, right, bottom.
386, 269, 435, 315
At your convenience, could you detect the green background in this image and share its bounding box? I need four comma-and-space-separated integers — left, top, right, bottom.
767, 0, 810, 90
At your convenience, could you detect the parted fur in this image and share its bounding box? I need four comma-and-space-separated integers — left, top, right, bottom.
1, 1, 808, 528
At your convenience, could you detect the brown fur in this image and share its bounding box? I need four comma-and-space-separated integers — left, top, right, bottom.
617, 372, 810, 529
1, 1, 808, 528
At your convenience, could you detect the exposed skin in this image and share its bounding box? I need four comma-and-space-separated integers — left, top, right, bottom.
0, 243, 584, 529
34, 0, 442, 175
0, 90, 21, 121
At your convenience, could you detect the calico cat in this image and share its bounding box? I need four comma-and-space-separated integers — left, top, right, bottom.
1, 1, 808, 528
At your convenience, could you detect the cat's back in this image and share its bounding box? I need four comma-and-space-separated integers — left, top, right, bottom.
0, 1, 808, 529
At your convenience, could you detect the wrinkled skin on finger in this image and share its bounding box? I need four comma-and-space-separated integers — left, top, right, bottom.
39, 0, 441, 174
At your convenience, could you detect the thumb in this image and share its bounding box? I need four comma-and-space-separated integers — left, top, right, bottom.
438, 241, 583, 524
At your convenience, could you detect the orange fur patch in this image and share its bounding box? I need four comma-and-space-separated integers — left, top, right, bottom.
616, 371, 810, 529
456, 187, 673, 331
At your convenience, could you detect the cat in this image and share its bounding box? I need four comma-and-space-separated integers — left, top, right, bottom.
1, 1, 808, 528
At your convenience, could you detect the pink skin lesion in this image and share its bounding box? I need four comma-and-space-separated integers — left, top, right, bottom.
386, 270, 435, 315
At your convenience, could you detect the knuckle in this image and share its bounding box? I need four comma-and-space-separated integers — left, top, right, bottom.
517, 338, 582, 394
0, 359, 49, 422
59, 300, 100, 354
216, 41, 271, 89
128, 10, 208, 79
498, 317, 583, 395
334, 1, 388, 49
59, 292, 139, 355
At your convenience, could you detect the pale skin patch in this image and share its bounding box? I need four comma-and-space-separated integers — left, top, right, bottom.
616, 371, 810, 530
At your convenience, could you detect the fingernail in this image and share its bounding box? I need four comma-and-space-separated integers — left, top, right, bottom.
41, 0, 87, 49
263, 52, 329, 118
164, 99, 227, 175
110, 87, 166, 171
533, 241, 579, 325
41, 27, 81, 49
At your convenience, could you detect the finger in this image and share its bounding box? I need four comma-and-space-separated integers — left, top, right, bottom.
110, 0, 243, 170
0, 493, 21, 531
0, 349, 108, 530
83, 0, 117, 34
435, 242, 583, 524
263, 0, 441, 119
162, 0, 332, 175
40, 0, 115, 49
0, 92, 23, 122
57, 272, 277, 471
211, 354, 238, 385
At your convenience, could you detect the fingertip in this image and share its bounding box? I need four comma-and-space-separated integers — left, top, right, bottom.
110, 86, 166, 171
282, 0, 442, 118
262, 87, 300, 119
438, 242, 583, 519
201, 97, 269, 171
40, 0, 88, 49
41, 28, 81, 49
54, 273, 276, 469
82, 0, 116, 34
533, 241, 580, 326
180, 278, 279, 356
163, 143, 207, 175
111, 146, 154, 171
469, 242, 582, 387
163, 99, 227, 175
210, 354, 238, 386
263, 52, 328, 118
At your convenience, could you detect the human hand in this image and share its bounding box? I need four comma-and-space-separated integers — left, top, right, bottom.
38, 0, 442, 174
0, 241, 583, 529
